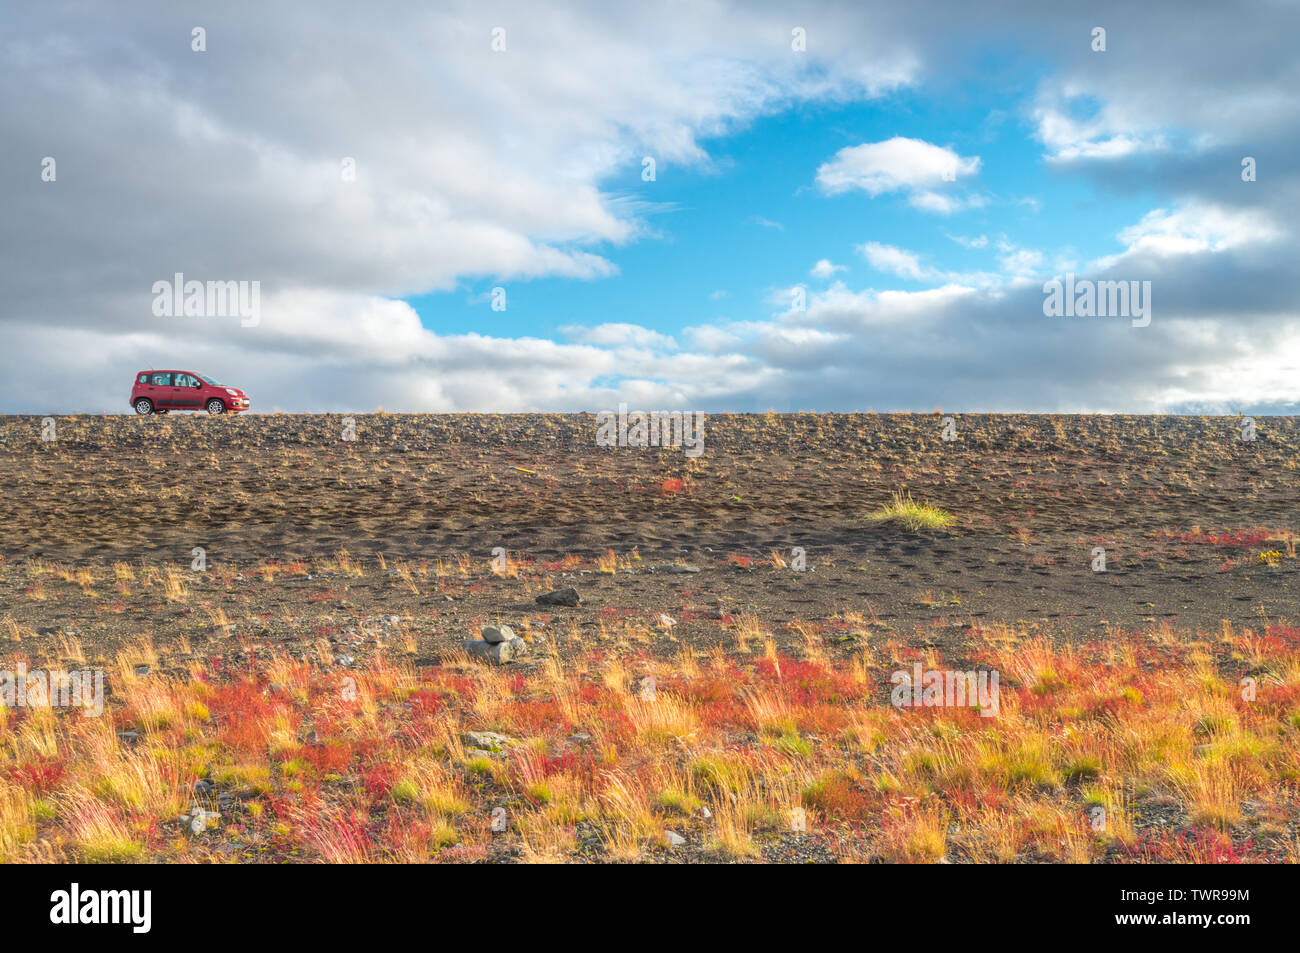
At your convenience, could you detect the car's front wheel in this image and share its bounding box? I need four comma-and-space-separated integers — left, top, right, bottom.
205, 398, 226, 415
133, 398, 154, 415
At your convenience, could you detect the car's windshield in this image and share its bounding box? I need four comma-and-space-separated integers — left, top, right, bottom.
197, 374, 222, 385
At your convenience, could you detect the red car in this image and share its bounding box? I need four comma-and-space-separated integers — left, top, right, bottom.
130, 370, 251, 415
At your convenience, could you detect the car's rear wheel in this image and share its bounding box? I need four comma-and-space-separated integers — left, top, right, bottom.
205, 398, 226, 415
133, 398, 154, 415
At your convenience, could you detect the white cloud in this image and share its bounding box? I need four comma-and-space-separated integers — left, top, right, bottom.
858, 242, 1002, 287
859, 242, 929, 280
908, 190, 988, 215
815, 137, 981, 213
810, 259, 846, 279
995, 240, 1046, 278
1031, 86, 1173, 163
1115, 202, 1284, 256
776, 281, 984, 332
1087, 201, 1287, 274
683, 324, 742, 353
561, 323, 679, 350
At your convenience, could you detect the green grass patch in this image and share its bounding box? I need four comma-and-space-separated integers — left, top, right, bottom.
869, 491, 954, 532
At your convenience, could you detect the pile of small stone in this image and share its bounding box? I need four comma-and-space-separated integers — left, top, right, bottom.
463, 624, 527, 664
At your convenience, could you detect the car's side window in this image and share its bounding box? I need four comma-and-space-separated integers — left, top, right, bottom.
174, 373, 193, 387
137, 374, 148, 384
150, 372, 172, 386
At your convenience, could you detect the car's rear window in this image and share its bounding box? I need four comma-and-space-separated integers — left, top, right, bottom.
137, 374, 148, 384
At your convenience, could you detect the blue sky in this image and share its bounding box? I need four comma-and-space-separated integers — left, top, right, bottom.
410, 90, 1160, 343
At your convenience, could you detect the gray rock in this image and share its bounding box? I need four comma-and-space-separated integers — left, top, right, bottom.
664, 830, 686, 848
536, 587, 581, 607
188, 808, 219, 835
658, 564, 701, 574
463, 636, 527, 664
463, 639, 496, 661
462, 730, 514, 750
481, 624, 515, 644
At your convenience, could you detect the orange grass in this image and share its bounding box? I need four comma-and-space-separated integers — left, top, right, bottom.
1, 624, 1298, 863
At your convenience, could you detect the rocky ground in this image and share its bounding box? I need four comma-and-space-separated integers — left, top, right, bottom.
1, 412, 1296, 665
0, 413, 1296, 863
